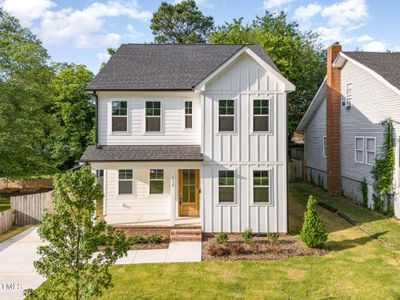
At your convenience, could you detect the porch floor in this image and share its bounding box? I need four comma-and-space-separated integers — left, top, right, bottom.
105, 214, 201, 227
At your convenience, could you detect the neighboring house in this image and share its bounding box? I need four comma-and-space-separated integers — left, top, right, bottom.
297, 42, 400, 217
80, 44, 295, 233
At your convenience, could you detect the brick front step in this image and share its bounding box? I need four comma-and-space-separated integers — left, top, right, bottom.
113, 225, 202, 241
170, 235, 202, 241
170, 227, 203, 242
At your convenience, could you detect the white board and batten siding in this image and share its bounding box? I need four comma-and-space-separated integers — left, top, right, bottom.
202, 53, 288, 233
97, 91, 201, 145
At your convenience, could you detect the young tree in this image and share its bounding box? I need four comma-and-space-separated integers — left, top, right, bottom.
151, 0, 214, 44
0, 8, 55, 178
300, 195, 327, 248
48, 64, 94, 170
25, 167, 131, 299
209, 12, 326, 135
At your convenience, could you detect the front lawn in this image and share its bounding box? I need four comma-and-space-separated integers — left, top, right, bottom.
95, 182, 400, 299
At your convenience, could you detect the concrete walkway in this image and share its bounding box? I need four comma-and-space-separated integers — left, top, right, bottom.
0, 227, 201, 300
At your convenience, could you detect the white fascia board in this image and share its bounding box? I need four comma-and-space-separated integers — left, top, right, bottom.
194, 46, 296, 92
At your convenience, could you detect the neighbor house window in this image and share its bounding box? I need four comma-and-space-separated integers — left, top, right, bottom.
253, 170, 269, 203
118, 169, 133, 194
219, 100, 234, 132
218, 170, 234, 203
323, 136, 327, 158
146, 101, 161, 132
149, 169, 164, 194
253, 99, 269, 131
185, 101, 192, 129
365, 137, 376, 165
112, 101, 127, 132
355, 137, 364, 163
343, 83, 352, 107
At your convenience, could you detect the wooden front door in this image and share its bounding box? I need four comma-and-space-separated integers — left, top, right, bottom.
178, 169, 200, 217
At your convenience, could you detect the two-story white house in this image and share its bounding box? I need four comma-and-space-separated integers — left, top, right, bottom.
80, 44, 295, 233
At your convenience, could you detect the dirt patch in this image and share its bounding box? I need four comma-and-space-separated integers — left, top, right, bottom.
202, 235, 328, 261
130, 242, 169, 250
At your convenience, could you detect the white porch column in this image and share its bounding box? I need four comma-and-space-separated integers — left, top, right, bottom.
170, 168, 177, 226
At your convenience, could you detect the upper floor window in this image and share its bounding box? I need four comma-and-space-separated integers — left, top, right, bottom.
323, 136, 327, 158
219, 99, 234, 132
218, 170, 235, 203
185, 101, 192, 129
253, 99, 269, 132
112, 101, 127, 132
355, 137, 364, 163
365, 137, 376, 165
343, 83, 352, 107
253, 170, 269, 203
149, 169, 164, 194
146, 101, 161, 132
118, 169, 133, 194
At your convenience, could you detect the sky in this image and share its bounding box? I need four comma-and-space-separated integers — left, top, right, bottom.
1, 0, 399, 73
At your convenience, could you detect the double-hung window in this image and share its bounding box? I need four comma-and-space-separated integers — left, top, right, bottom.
149, 169, 164, 194
119, 170, 133, 194
146, 101, 161, 132
185, 101, 192, 129
355, 137, 364, 163
253, 99, 269, 132
112, 101, 127, 132
218, 170, 235, 203
365, 137, 376, 165
253, 170, 269, 203
219, 100, 235, 132
323, 136, 327, 158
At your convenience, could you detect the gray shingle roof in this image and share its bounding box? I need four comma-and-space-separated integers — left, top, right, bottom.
86, 44, 280, 90
80, 145, 203, 162
344, 51, 400, 90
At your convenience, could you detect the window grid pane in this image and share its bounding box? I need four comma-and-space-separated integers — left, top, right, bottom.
118, 169, 133, 194
253, 99, 269, 115
112, 101, 127, 116
219, 100, 234, 115
185, 101, 192, 114
150, 169, 164, 194
219, 170, 234, 203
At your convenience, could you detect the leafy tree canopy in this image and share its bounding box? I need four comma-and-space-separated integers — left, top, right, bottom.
26, 167, 131, 299
48, 63, 94, 170
151, 0, 214, 44
209, 12, 326, 135
0, 8, 54, 178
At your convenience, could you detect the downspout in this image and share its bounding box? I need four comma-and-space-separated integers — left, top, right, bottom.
94, 91, 100, 149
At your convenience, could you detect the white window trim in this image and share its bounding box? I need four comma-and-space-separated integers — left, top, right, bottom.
250, 169, 271, 206
118, 169, 133, 195
365, 137, 376, 166
354, 136, 365, 163
218, 99, 236, 134
184, 100, 193, 131
343, 82, 352, 107
250, 96, 272, 134
217, 169, 236, 205
144, 100, 163, 134
323, 136, 327, 158
110, 100, 130, 135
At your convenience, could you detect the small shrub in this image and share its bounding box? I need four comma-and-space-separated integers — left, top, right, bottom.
373, 194, 384, 213
300, 195, 327, 248
241, 228, 253, 244
131, 234, 146, 244
208, 243, 230, 257
267, 232, 279, 243
216, 232, 229, 245
360, 178, 368, 207
147, 234, 163, 244
226, 242, 244, 255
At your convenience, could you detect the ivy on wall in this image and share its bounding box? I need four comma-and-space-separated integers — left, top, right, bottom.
371, 119, 395, 216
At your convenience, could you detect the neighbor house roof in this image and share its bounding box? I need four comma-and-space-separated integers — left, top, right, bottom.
80, 145, 203, 162
86, 44, 280, 91
342, 51, 400, 91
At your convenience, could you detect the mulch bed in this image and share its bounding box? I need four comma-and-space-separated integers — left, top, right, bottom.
130, 242, 169, 250
202, 235, 328, 261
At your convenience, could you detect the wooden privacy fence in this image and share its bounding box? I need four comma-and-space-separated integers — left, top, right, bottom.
288, 159, 305, 182
11, 191, 54, 226
0, 209, 13, 234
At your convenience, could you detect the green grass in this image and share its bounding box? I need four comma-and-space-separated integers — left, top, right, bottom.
0, 197, 10, 212
0, 225, 35, 243
36, 182, 400, 299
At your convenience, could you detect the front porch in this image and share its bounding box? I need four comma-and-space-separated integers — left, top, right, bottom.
105, 215, 201, 227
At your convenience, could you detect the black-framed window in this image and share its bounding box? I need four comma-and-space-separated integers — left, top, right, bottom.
185, 101, 192, 129
146, 101, 161, 132
112, 101, 127, 132
219, 100, 234, 132
150, 169, 164, 194
218, 170, 234, 203
253, 170, 269, 203
253, 99, 269, 132
119, 169, 133, 194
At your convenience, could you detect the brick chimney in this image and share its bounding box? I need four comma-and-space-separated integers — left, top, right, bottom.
326, 42, 342, 197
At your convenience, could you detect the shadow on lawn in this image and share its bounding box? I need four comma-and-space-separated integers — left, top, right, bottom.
325, 231, 388, 251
